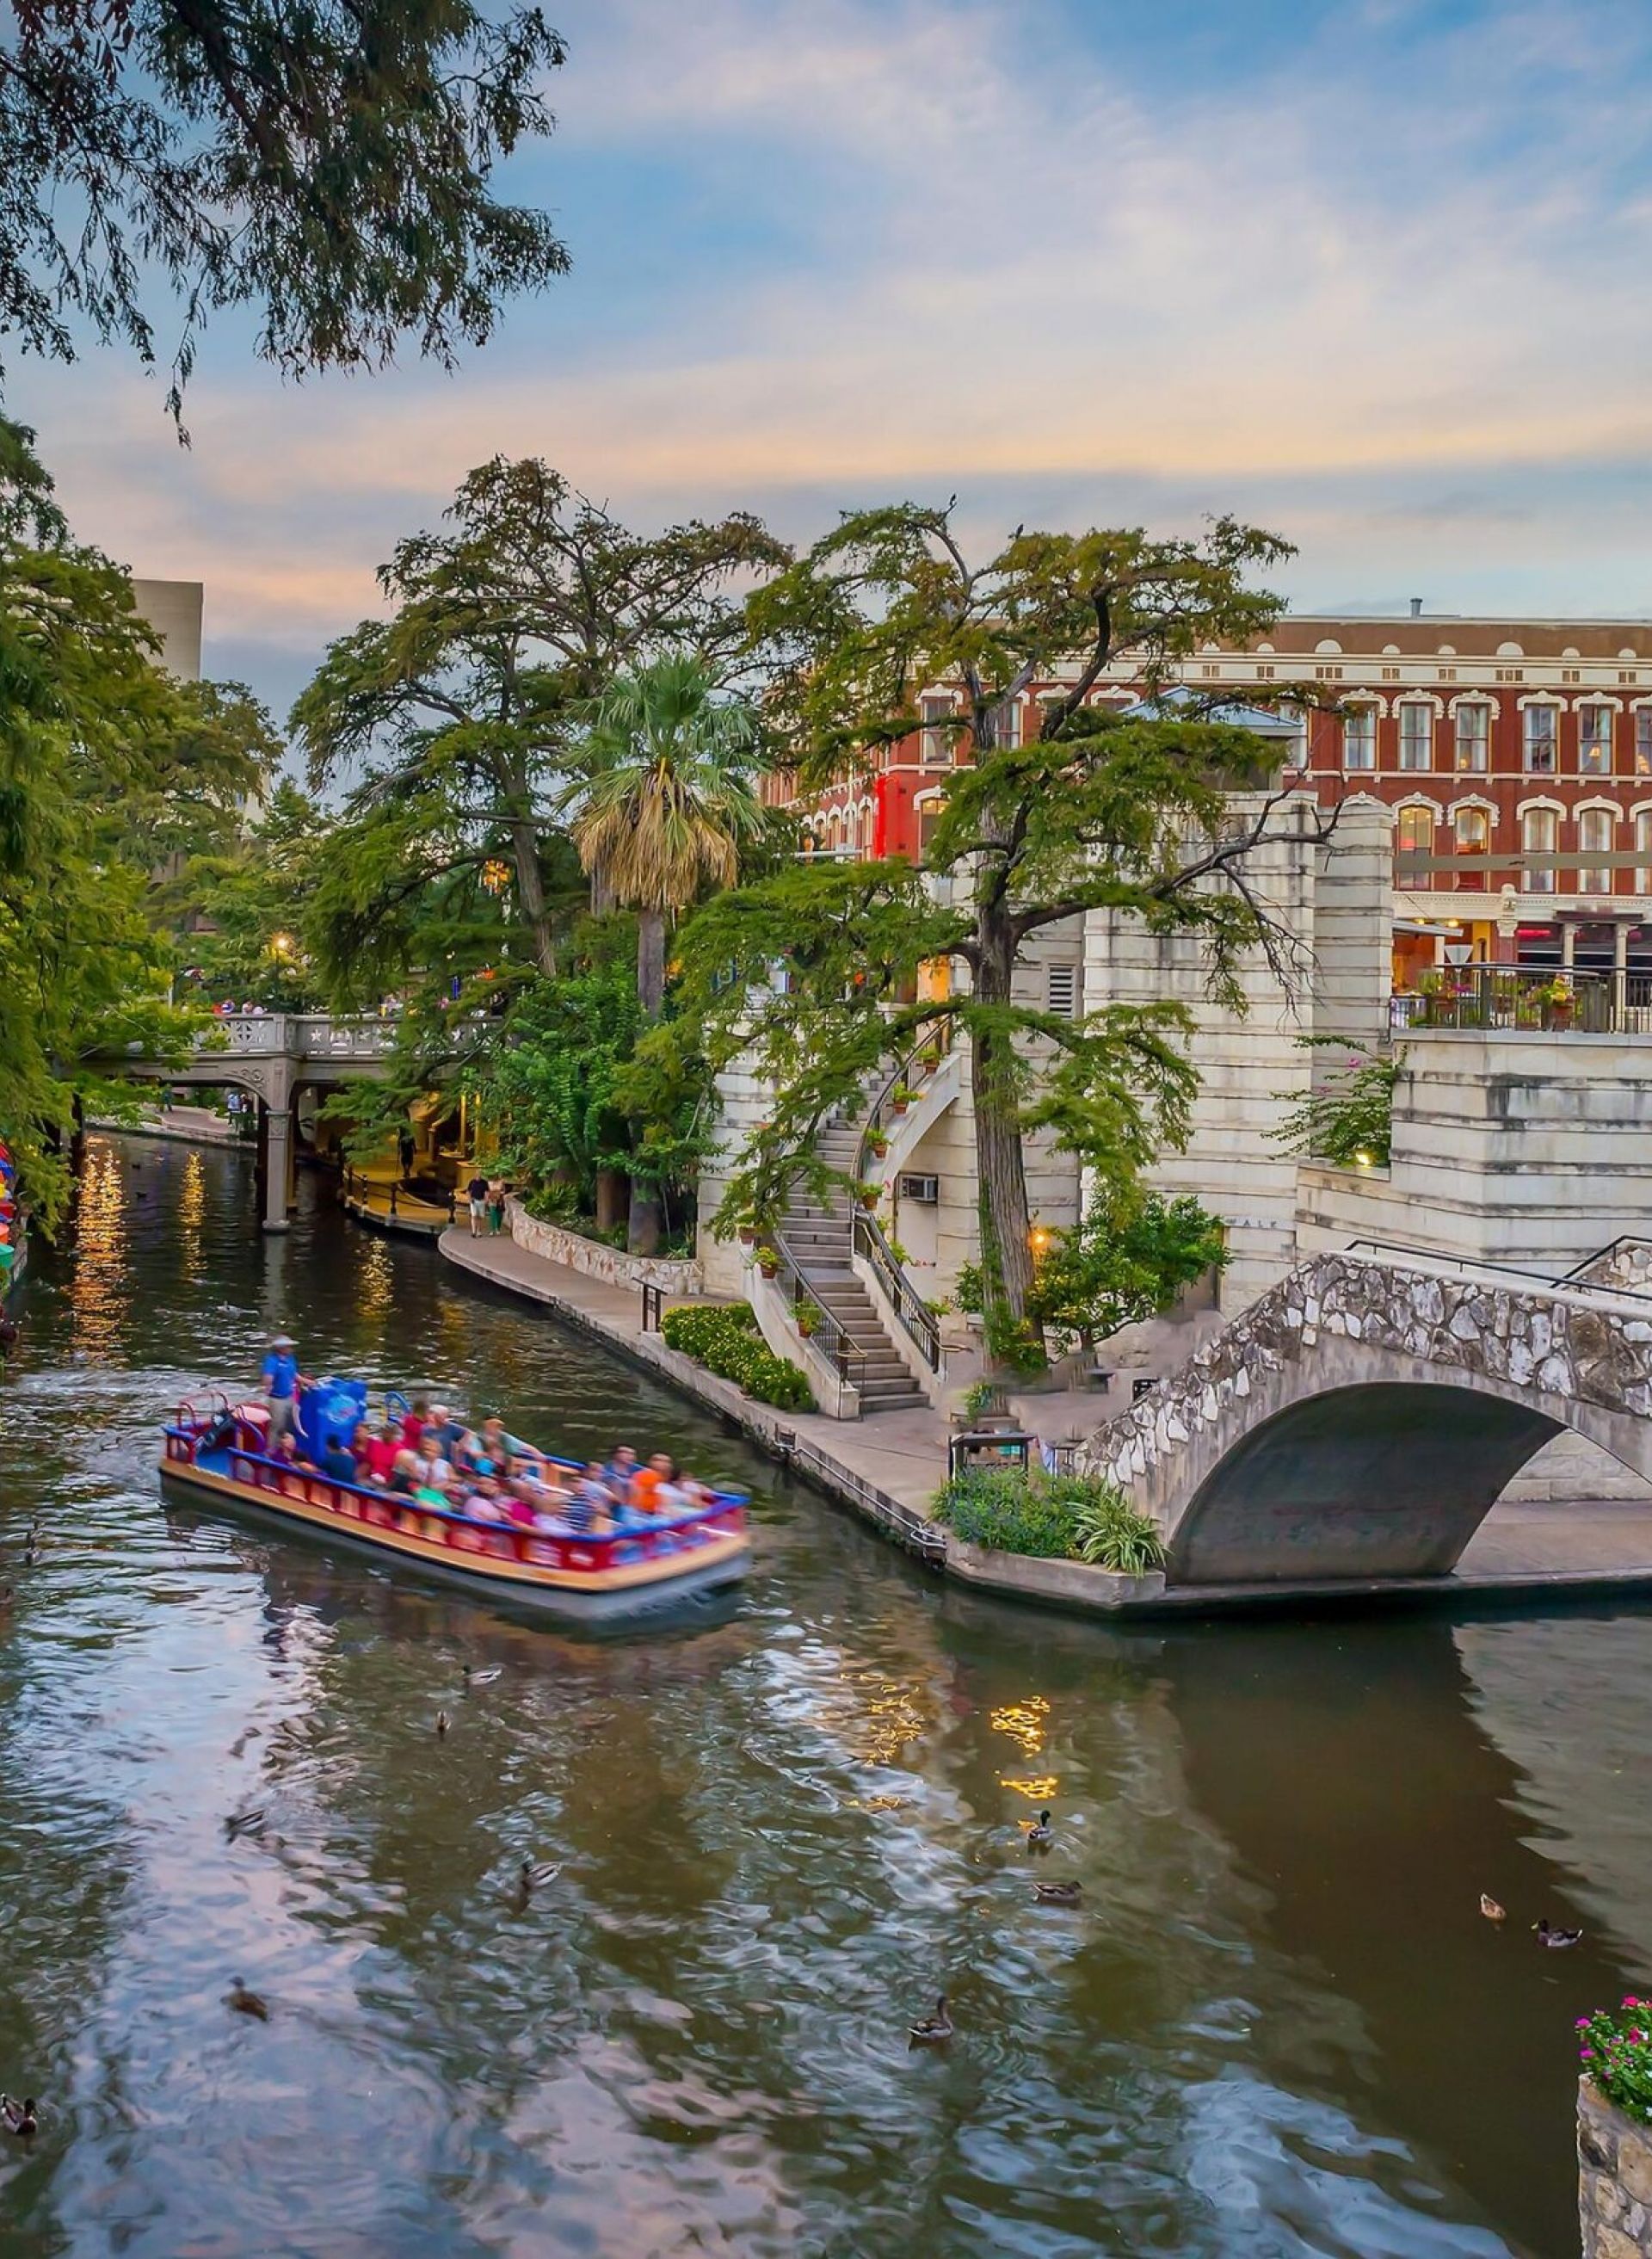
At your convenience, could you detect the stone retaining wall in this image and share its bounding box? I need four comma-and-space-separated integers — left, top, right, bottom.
508, 1200, 701, 1296
1580, 2078, 1652, 2256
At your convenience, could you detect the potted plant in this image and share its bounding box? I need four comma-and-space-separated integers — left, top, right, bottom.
886, 1237, 910, 1265
866, 1130, 890, 1158
890, 1084, 916, 1114
795, 1305, 818, 1340
1537, 974, 1574, 1029
755, 1244, 781, 1278
852, 1180, 882, 1211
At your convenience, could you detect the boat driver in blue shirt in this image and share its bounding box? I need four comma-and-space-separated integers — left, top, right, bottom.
260, 1332, 307, 1446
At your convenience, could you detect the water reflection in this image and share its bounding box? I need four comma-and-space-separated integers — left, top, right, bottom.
0, 1135, 1646, 2256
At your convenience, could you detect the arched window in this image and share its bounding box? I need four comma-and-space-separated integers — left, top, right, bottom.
1395, 804, 1435, 880
1523, 805, 1557, 892
1578, 807, 1614, 894
1453, 804, 1489, 890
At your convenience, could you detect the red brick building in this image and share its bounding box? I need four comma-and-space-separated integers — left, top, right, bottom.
796, 608, 1652, 988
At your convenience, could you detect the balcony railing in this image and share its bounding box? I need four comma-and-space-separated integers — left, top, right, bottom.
1395, 968, 1652, 1034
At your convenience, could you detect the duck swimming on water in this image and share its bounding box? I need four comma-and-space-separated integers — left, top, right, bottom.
1, 2095, 38, 2139
1533, 1918, 1583, 1949
1032, 1880, 1082, 1905
909, 1996, 953, 2047
1026, 1810, 1053, 1851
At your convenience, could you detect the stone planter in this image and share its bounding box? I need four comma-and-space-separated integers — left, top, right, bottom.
943, 1535, 1166, 1613
507, 1200, 702, 1295
1580, 2077, 1652, 2256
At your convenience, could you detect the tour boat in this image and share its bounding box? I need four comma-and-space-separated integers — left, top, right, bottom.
159, 1382, 751, 1625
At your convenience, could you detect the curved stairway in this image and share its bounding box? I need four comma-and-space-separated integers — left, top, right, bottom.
782, 1120, 928, 1414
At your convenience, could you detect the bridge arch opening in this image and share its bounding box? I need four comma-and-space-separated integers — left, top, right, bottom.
1172, 1382, 1570, 1584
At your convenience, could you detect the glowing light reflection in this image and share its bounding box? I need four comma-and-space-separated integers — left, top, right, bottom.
989, 1696, 1050, 1757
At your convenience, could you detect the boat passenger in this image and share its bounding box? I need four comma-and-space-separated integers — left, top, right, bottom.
400, 1397, 431, 1449
319, 1430, 357, 1484
632, 1454, 674, 1515
361, 1420, 401, 1487
387, 1445, 422, 1496
604, 1446, 639, 1501
564, 1465, 613, 1534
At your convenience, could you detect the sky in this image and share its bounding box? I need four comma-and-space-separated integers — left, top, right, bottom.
11, 0, 1652, 722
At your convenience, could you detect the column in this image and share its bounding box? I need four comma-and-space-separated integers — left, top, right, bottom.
1561, 921, 1577, 976
261, 1103, 293, 1234
1614, 919, 1630, 1028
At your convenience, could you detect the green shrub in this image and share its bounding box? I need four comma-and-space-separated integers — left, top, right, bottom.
930, 1469, 1081, 1559
661, 1302, 814, 1412
930, 1468, 1166, 1571
1579, 2000, 1652, 2126
1067, 1478, 1168, 1573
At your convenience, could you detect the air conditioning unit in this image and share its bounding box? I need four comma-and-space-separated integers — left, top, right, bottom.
898, 1174, 940, 1204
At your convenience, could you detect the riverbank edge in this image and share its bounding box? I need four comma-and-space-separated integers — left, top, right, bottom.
437, 1229, 1652, 1623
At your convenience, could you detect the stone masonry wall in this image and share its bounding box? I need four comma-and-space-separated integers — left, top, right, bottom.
1579, 2078, 1652, 2258
1079, 1250, 1652, 1541
509, 1201, 701, 1296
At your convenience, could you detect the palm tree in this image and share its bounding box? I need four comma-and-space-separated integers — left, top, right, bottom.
570, 654, 769, 1251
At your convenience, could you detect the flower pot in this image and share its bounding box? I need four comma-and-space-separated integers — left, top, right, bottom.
891, 1099, 909, 1115
738, 1227, 755, 1245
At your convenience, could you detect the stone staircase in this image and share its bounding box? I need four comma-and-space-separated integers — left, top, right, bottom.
781, 1120, 928, 1414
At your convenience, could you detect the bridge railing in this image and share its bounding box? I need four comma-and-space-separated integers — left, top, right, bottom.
191, 1013, 401, 1059
1344, 1235, 1652, 1315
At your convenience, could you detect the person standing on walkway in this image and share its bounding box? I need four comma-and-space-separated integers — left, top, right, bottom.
260, 1333, 307, 1445
466, 1170, 490, 1238
398, 1127, 416, 1182
486, 1175, 507, 1236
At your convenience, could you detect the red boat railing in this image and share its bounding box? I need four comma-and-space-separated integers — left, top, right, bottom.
163, 1415, 747, 1579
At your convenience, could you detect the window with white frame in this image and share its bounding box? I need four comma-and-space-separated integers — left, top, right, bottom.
1398, 703, 1433, 769
1394, 804, 1434, 878
1637, 809, 1652, 892
916, 797, 946, 857
1453, 803, 1489, 889
996, 694, 1022, 750
1637, 711, 1652, 776
1342, 707, 1376, 769
1453, 703, 1489, 773
1579, 705, 1613, 775
920, 695, 953, 767
1523, 705, 1558, 773
1578, 807, 1614, 893
1522, 805, 1557, 892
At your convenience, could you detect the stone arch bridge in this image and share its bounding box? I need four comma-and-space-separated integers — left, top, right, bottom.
1079, 1247, 1652, 1586
110, 1014, 398, 1230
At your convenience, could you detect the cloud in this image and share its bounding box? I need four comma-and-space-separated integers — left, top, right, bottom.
10, 0, 1652, 705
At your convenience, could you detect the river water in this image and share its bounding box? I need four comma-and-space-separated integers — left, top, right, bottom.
1, 1134, 1649, 2258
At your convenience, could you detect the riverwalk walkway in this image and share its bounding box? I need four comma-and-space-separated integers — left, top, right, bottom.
438, 1223, 1652, 1615
440, 1225, 949, 1544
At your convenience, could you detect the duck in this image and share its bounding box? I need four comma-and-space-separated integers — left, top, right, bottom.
435, 1710, 450, 1739
224, 1807, 265, 1841
1032, 1880, 1083, 1905
0, 2095, 39, 2139
1533, 1918, 1583, 1949
909, 1995, 953, 2048
0, 1585, 14, 1615
513, 1855, 561, 1910
1480, 1894, 1506, 1923
225, 1976, 270, 2021
1026, 1809, 1053, 1852
463, 1664, 502, 1688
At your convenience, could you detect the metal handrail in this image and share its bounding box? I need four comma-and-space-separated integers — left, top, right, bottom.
853, 1207, 940, 1369
768, 1231, 869, 1387
1563, 1234, 1652, 1281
